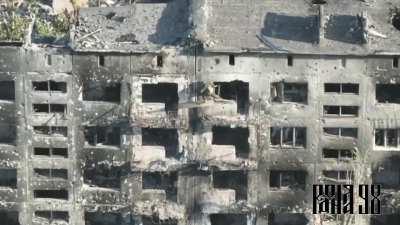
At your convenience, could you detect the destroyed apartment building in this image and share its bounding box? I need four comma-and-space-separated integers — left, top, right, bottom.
1, 0, 400, 224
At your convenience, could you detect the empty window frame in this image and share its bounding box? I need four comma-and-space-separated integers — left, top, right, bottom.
32, 80, 67, 93
142, 83, 179, 112
33, 103, 66, 114
83, 82, 121, 103
268, 213, 309, 225
324, 83, 359, 94
270, 127, 306, 148
142, 172, 177, 201
212, 126, 250, 158
34, 168, 68, 179
376, 84, 400, 103
323, 106, 358, 117
141, 128, 178, 158
0, 124, 16, 144
323, 127, 358, 138
0, 169, 17, 188
213, 171, 247, 200
271, 82, 308, 103
142, 216, 178, 225
322, 170, 354, 183
33, 126, 68, 137
210, 214, 247, 225
214, 81, 249, 114
0, 211, 19, 225
33, 147, 68, 158
229, 54, 235, 65
0, 81, 15, 100
322, 149, 354, 162
84, 126, 120, 147
269, 170, 306, 190
84, 165, 122, 188
33, 189, 68, 200
85, 212, 136, 225
35, 211, 69, 224
375, 129, 400, 149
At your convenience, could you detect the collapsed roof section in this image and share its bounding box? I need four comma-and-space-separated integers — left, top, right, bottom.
71, 0, 191, 52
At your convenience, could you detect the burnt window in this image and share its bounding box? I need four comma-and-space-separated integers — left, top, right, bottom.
270, 170, 306, 190
287, 55, 293, 66
268, 213, 309, 225
84, 165, 123, 188
33, 104, 66, 114
322, 149, 355, 161
84, 126, 120, 147
142, 172, 177, 201
322, 170, 354, 183
34, 147, 68, 158
0, 211, 19, 225
229, 54, 235, 65
323, 127, 358, 138
371, 214, 400, 225
34, 189, 68, 200
34, 168, 68, 179
98, 55, 105, 67
212, 126, 249, 158
0, 124, 16, 144
156, 55, 163, 67
142, 83, 179, 112
324, 83, 359, 94
141, 128, 178, 158
0, 81, 15, 100
32, 80, 67, 93
142, 216, 177, 225
394, 57, 399, 68
35, 211, 69, 223
376, 84, 400, 104
270, 127, 306, 148
210, 214, 247, 225
33, 126, 68, 137
323, 105, 358, 117
271, 82, 307, 104
214, 81, 249, 114
0, 169, 17, 188
85, 212, 136, 225
375, 129, 400, 149
83, 82, 121, 103
213, 171, 247, 200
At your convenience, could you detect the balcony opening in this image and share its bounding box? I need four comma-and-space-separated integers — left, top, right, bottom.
0, 211, 19, 225
84, 164, 122, 189
0, 169, 17, 188
0, 81, 15, 100
33, 126, 68, 137
34, 189, 68, 200
142, 172, 177, 201
287, 55, 293, 66
83, 81, 121, 103
0, 124, 16, 144
229, 54, 235, 65
375, 129, 400, 149
271, 82, 308, 103
98, 55, 105, 67
85, 212, 135, 225
213, 171, 247, 200
270, 170, 306, 190
142, 83, 179, 112
270, 127, 306, 148
323, 127, 358, 138
376, 84, 400, 103
32, 81, 67, 93
35, 211, 69, 224
210, 214, 247, 225
142, 216, 177, 225
34, 168, 68, 179
323, 149, 354, 161
214, 80, 249, 114
322, 170, 354, 183
268, 213, 309, 225
212, 126, 249, 158
142, 128, 179, 158
323, 105, 358, 117
34, 147, 68, 158
84, 126, 120, 147
371, 214, 400, 225
324, 83, 359, 94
